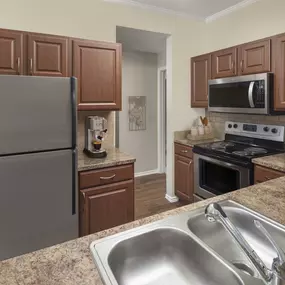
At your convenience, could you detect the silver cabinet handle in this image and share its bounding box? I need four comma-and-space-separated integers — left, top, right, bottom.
248, 81, 255, 108
17, 57, 20, 74
100, 174, 116, 180
232, 61, 235, 73
240, 60, 244, 72
29, 58, 33, 75
181, 150, 188, 153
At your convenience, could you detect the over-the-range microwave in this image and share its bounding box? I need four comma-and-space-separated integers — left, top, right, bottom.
208, 73, 283, 115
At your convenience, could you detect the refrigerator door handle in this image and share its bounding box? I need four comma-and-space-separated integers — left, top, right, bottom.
72, 149, 77, 215
71, 77, 77, 149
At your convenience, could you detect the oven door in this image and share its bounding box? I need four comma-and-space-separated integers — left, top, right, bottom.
208, 73, 271, 115
194, 154, 251, 200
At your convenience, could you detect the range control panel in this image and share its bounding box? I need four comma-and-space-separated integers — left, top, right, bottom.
225, 121, 285, 142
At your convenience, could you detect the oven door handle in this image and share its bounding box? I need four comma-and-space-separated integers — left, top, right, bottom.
195, 153, 248, 171
248, 81, 255, 108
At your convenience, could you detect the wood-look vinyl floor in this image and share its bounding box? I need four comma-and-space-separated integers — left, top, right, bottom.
135, 173, 185, 220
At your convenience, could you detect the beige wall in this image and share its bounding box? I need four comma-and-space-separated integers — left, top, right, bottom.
120, 51, 158, 174
203, 0, 285, 54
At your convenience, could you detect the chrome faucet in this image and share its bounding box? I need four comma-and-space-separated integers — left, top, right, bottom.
205, 203, 285, 285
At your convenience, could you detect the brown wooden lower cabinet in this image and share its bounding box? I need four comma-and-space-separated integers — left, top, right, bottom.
79, 164, 134, 236
254, 165, 284, 184
174, 143, 194, 203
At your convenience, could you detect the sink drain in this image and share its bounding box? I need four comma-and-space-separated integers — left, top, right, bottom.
232, 262, 256, 277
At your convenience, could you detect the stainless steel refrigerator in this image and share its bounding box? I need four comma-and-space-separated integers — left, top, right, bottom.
0, 75, 78, 260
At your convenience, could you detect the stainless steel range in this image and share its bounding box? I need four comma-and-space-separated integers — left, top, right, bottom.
193, 121, 285, 201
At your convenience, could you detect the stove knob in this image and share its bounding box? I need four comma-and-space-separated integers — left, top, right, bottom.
228, 124, 233, 129
233, 124, 238, 129
272, 128, 278, 134
263, 127, 270, 132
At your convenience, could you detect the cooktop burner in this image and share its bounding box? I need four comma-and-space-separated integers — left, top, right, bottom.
194, 140, 282, 162
193, 121, 285, 168
233, 147, 268, 157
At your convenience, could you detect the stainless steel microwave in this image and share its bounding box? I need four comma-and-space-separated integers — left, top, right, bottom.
208, 73, 278, 115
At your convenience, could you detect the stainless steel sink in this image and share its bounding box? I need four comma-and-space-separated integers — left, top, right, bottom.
107, 228, 242, 285
90, 200, 282, 285
187, 200, 285, 280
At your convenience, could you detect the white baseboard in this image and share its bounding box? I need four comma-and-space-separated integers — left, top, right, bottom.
135, 169, 159, 178
165, 194, 179, 203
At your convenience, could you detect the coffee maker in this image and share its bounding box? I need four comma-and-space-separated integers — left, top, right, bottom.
84, 116, 108, 158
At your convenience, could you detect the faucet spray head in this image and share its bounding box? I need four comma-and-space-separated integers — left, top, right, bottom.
205, 203, 227, 222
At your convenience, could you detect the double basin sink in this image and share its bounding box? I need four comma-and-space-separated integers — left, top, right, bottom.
90, 200, 285, 285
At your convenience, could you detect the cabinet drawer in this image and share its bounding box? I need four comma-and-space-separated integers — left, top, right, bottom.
254, 165, 284, 184
79, 164, 134, 189
174, 143, 193, 159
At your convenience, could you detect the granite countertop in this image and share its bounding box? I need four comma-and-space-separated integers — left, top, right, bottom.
78, 146, 136, 172
2, 176, 285, 285
174, 138, 220, 147
252, 153, 285, 172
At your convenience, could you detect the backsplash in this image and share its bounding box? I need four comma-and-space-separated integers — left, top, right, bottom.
207, 111, 285, 139
77, 111, 115, 150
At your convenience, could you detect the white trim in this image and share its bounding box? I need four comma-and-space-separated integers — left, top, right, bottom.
205, 0, 261, 23
104, 0, 260, 23
157, 66, 167, 174
135, 169, 159, 178
165, 194, 179, 203
103, 0, 204, 21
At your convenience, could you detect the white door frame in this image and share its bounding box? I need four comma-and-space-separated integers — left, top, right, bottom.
157, 66, 167, 174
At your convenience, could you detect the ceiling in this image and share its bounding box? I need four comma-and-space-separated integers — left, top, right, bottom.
105, 0, 260, 22
116, 26, 168, 53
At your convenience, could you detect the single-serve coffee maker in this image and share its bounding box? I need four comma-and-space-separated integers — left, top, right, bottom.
84, 116, 108, 158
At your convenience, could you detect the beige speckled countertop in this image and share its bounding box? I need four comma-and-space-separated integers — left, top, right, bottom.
2, 177, 285, 285
78, 146, 136, 172
174, 138, 220, 147
253, 153, 285, 173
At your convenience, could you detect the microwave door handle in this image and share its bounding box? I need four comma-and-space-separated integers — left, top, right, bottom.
248, 81, 255, 108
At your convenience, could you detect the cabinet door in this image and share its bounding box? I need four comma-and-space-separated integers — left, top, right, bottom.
273, 34, 285, 110
212, 47, 238, 78
80, 180, 134, 235
175, 154, 193, 203
0, 30, 24, 75
73, 40, 122, 111
254, 165, 284, 184
239, 39, 271, 75
191, 54, 211, 108
28, 34, 69, 77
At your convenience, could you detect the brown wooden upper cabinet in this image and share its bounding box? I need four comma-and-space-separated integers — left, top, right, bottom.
0, 30, 24, 75
73, 40, 122, 111
239, 39, 271, 75
273, 34, 285, 110
212, 47, 238, 78
28, 34, 69, 77
191, 54, 211, 107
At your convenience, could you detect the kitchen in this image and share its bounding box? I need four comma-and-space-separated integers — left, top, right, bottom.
2, 0, 285, 285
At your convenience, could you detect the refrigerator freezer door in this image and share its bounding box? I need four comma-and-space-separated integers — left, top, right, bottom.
0, 149, 78, 261
0, 76, 76, 155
